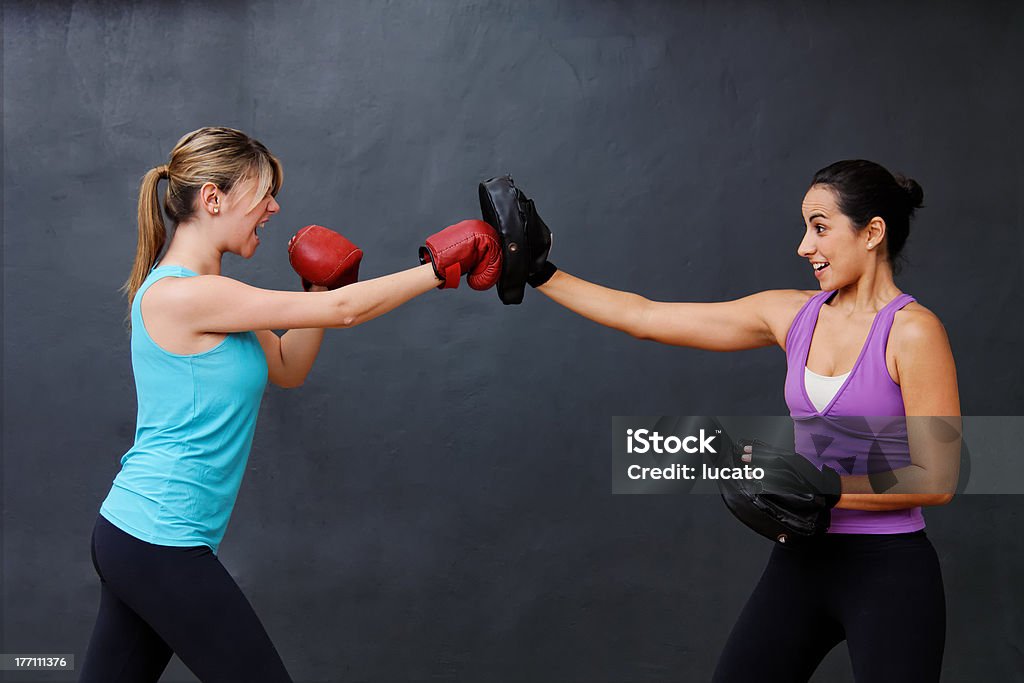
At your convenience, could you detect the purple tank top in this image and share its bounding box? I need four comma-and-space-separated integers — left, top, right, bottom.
784, 290, 924, 534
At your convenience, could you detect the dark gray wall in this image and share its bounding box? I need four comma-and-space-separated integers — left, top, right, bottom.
3, 1, 1023, 681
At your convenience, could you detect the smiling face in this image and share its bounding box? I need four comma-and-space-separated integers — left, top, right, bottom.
798, 184, 879, 290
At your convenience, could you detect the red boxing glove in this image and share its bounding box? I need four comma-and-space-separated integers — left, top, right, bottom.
419, 219, 503, 290
288, 225, 363, 291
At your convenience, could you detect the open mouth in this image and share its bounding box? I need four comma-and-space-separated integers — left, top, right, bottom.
254, 221, 267, 243
812, 261, 830, 275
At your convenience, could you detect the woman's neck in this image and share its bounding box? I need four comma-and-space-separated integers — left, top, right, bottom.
157, 223, 223, 276
829, 265, 902, 314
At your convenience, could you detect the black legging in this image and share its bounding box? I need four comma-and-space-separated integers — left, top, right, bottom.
713, 531, 945, 683
79, 515, 292, 683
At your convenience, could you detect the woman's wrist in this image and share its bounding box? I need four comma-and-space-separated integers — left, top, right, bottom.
528, 261, 558, 288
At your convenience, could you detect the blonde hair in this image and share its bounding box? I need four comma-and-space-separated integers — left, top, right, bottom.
123, 126, 283, 308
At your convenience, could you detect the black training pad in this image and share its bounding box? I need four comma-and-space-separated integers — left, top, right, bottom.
479, 175, 529, 305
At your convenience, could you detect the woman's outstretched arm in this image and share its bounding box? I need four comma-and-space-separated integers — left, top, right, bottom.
537, 270, 809, 351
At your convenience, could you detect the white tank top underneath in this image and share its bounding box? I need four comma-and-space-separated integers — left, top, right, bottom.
804, 367, 851, 412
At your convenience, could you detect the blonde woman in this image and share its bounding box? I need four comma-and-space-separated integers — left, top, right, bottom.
80, 127, 500, 682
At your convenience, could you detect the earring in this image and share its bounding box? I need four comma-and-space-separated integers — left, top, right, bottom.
213, 207, 219, 214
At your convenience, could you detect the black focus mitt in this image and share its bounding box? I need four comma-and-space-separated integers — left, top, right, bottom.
478, 175, 555, 304
718, 439, 842, 546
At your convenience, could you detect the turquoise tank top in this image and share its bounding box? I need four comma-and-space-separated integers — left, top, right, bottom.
100, 266, 268, 552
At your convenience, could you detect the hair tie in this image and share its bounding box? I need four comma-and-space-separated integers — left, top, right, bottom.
157, 164, 170, 179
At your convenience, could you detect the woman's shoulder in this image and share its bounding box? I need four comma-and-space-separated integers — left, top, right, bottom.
894, 299, 943, 325
747, 289, 820, 349
891, 300, 949, 350
753, 288, 820, 306
755, 289, 820, 317
140, 269, 233, 318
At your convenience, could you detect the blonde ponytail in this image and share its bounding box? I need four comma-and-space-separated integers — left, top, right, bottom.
123, 165, 170, 307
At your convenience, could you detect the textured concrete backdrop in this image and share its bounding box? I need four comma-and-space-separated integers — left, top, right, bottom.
3, 1, 1023, 681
